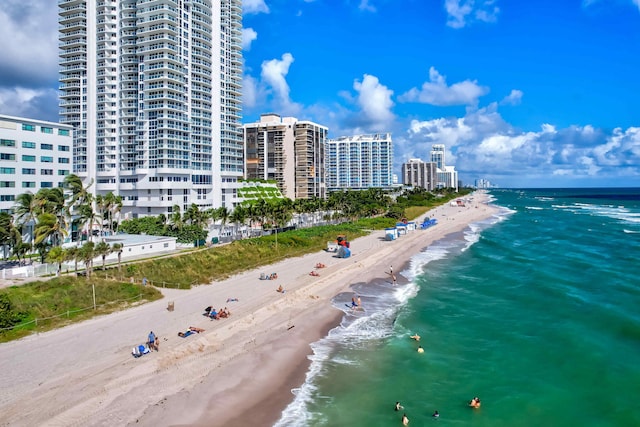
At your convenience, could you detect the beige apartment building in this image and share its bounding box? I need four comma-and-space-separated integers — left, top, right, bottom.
243, 114, 327, 199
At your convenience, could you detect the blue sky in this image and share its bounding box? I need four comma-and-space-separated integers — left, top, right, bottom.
1, 0, 639, 187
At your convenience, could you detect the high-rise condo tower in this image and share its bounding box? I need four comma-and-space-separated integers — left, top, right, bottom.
58, 0, 243, 217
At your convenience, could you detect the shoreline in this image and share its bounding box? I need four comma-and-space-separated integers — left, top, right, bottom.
0, 192, 497, 427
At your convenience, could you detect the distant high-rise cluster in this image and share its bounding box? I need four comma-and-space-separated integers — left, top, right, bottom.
58, 0, 243, 217
401, 144, 458, 191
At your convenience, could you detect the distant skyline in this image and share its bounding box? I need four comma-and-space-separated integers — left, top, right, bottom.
1, 0, 639, 187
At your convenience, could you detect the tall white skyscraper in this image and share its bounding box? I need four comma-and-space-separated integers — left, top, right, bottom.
58, 0, 243, 217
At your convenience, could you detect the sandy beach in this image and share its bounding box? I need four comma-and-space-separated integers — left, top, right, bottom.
0, 192, 496, 427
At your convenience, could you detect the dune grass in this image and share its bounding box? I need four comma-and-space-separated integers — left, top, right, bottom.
99, 224, 370, 289
0, 277, 161, 343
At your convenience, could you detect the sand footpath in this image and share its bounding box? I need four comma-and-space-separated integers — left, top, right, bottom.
0, 192, 496, 427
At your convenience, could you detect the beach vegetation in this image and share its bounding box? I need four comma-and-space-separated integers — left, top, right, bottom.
0, 277, 161, 342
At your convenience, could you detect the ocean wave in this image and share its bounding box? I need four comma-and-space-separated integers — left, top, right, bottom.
525, 206, 543, 210
623, 229, 639, 234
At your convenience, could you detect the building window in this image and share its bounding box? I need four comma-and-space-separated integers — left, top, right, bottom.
0, 167, 16, 174
40, 169, 53, 175
0, 181, 15, 188
41, 143, 53, 150
41, 182, 53, 188
22, 168, 36, 175
58, 129, 70, 136
0, 139, 15, 147
22, 141, 36, 149
58, 170, 69, 176
0, 195, 15, 202
1, 153, 16, 161
22, 182, 36, 188
41, 127, 53, 134
58, 157, 70, 164
41, 156, 53, 163
22, 124, 36, 131
58, 145, 70, 152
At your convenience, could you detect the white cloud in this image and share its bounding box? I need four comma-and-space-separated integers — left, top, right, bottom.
445, 0, 500, 29
259, 53, 302, 115
0, 1, 58, 87
243, 0, 270, 14
359, 0, 377, 12
500, 89, 523, 106
583, 0, 640, 11
242, 28, 258, 50
394, 106, 640, 186
399, 67, 489, 106
242, 75, 259, 109
261, 53, 294, 104
353, 74, 395, 129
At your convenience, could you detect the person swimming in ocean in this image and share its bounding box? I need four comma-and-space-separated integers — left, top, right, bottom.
469, 397, 481, 408
394, 401, 404, 411
402, 413, 409, 425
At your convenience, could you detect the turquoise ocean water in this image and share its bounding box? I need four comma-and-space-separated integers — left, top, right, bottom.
274, 188, 640, 427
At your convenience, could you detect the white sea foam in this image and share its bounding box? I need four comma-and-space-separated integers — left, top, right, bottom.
623, 229, 639, 234
525, 206, 543, 210
567, 203, 640, 225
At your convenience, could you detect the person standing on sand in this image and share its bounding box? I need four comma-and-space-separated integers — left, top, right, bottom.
148, 331, 156, 351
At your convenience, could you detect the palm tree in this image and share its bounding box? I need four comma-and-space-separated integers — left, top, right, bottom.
8, 224, 22, 262
111, 243, 123, 275
79, 241, 95, 279
0, 212, 12, 260
94, 241, 111, 270
47, 246, 67, 276
77, 196, 101, 242
66, 246, 79, 274
229, 206, 248, 239
34, 212, 68, 247
12, 242, 30, 266
64, 174, 93, 209
95, 194, 106, 234
170, 204, 183, 230
13, 192, 39, 246
104, 192, 122, 234
217, 206, 230, 239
